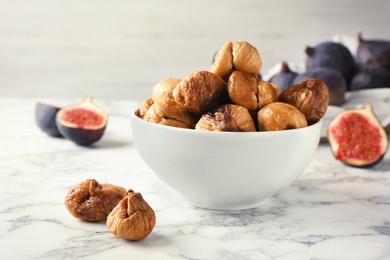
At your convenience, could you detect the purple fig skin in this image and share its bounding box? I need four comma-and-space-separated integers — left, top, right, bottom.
35, 102, 63, 137
56, 124, 106, 146
349, 65, 390, 91
292, 67, 347, 106
357, 33, 390, 70
305, 41, 356, 85
269, 62, 298, 91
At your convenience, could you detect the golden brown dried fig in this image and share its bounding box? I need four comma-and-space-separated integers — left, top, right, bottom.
227, 71, 279, 111
173, 71, 228, 116
64, 179, 127, 222
278, 78, 329, 125
227, 71, 258, 111
195, 104, 256, 132
107, 190, 156, 241
211, 41, 262, 80
211, 41, 233, 81
152, 78, 182, 110
257, 102, 307, 131
232, 41, 262, 75
257, 80, 280, 108
139, 98, 154, 118
143, 103, 195, 129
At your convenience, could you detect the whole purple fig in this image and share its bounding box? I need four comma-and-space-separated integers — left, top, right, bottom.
269, 62, 298, 91
356, 33, 390, 70
305, 41, 356, 84
349, 65, 390, 91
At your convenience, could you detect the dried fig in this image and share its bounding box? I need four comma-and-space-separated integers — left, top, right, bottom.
173, 71, 228, 116
257, 102, 307, 131
139, 98, 154, 118
195, 104, 256, 132
232, 41, 262, 76
278, 78, 329, 125
227, 71, 279, 111
143, 103, 195, 129
211, 41, 262, 80
64, 179, 127, 222
211, 40, 233, 81
292, 67, 347, 106
227, 71, 258, 111
107, 190, 156, 241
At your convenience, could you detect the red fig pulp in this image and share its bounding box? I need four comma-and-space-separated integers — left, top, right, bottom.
327, 103, 388, 167
56, 96, 108, 146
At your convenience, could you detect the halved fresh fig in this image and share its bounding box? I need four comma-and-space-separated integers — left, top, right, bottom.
35, 102, 63, 137
327, 103, 388, 167
56, 96, 108, 146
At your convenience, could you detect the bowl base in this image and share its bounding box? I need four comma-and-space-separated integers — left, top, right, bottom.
184, 197, 270, 211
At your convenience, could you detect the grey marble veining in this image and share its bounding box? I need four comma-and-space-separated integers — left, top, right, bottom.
1, 93, 390, 260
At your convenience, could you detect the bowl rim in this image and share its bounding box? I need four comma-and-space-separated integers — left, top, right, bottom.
131, 108, 323, 137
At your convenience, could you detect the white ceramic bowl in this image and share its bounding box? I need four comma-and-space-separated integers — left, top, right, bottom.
131, 109, 322, 210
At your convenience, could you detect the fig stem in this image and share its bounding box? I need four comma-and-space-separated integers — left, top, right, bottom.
83, 96, 93, 104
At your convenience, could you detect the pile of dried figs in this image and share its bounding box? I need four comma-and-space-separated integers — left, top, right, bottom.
138, 41, 329, 132
64, 179, 156, 241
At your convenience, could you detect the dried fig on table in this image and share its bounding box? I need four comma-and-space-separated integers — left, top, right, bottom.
257, 102, 307, 131
227, 71, 279, 111
211, 41, 262, 80
195, 104, 256, 132
173, 71, 228, 116
64, 179, 127, 222
107, 190, 156, 241
278, 78, 329, 125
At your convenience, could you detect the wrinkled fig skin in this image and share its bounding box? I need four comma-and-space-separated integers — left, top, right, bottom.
327, 103, 389, 167
64, 179, 127, 222
107, 190, 156, 241
269, 62, 298, 91
279, 78, 329, 125
173, 71, 228, 116
257, 102, 307, 131
349, 65, 390, 91
357, 33, 390, 70
195, 104, 256, 132
143, 103, 195, 129
35, 102, 63, 137
139, 98, 154, 118
211, 41, 262, 81
292, 67, 347, 106
227, 71, 258, 111
305, 42, 356, 84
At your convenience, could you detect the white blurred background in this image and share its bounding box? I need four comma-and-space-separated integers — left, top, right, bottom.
1, 0, 390, 101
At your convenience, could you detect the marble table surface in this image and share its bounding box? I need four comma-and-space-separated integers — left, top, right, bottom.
1, 90, 390, 260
